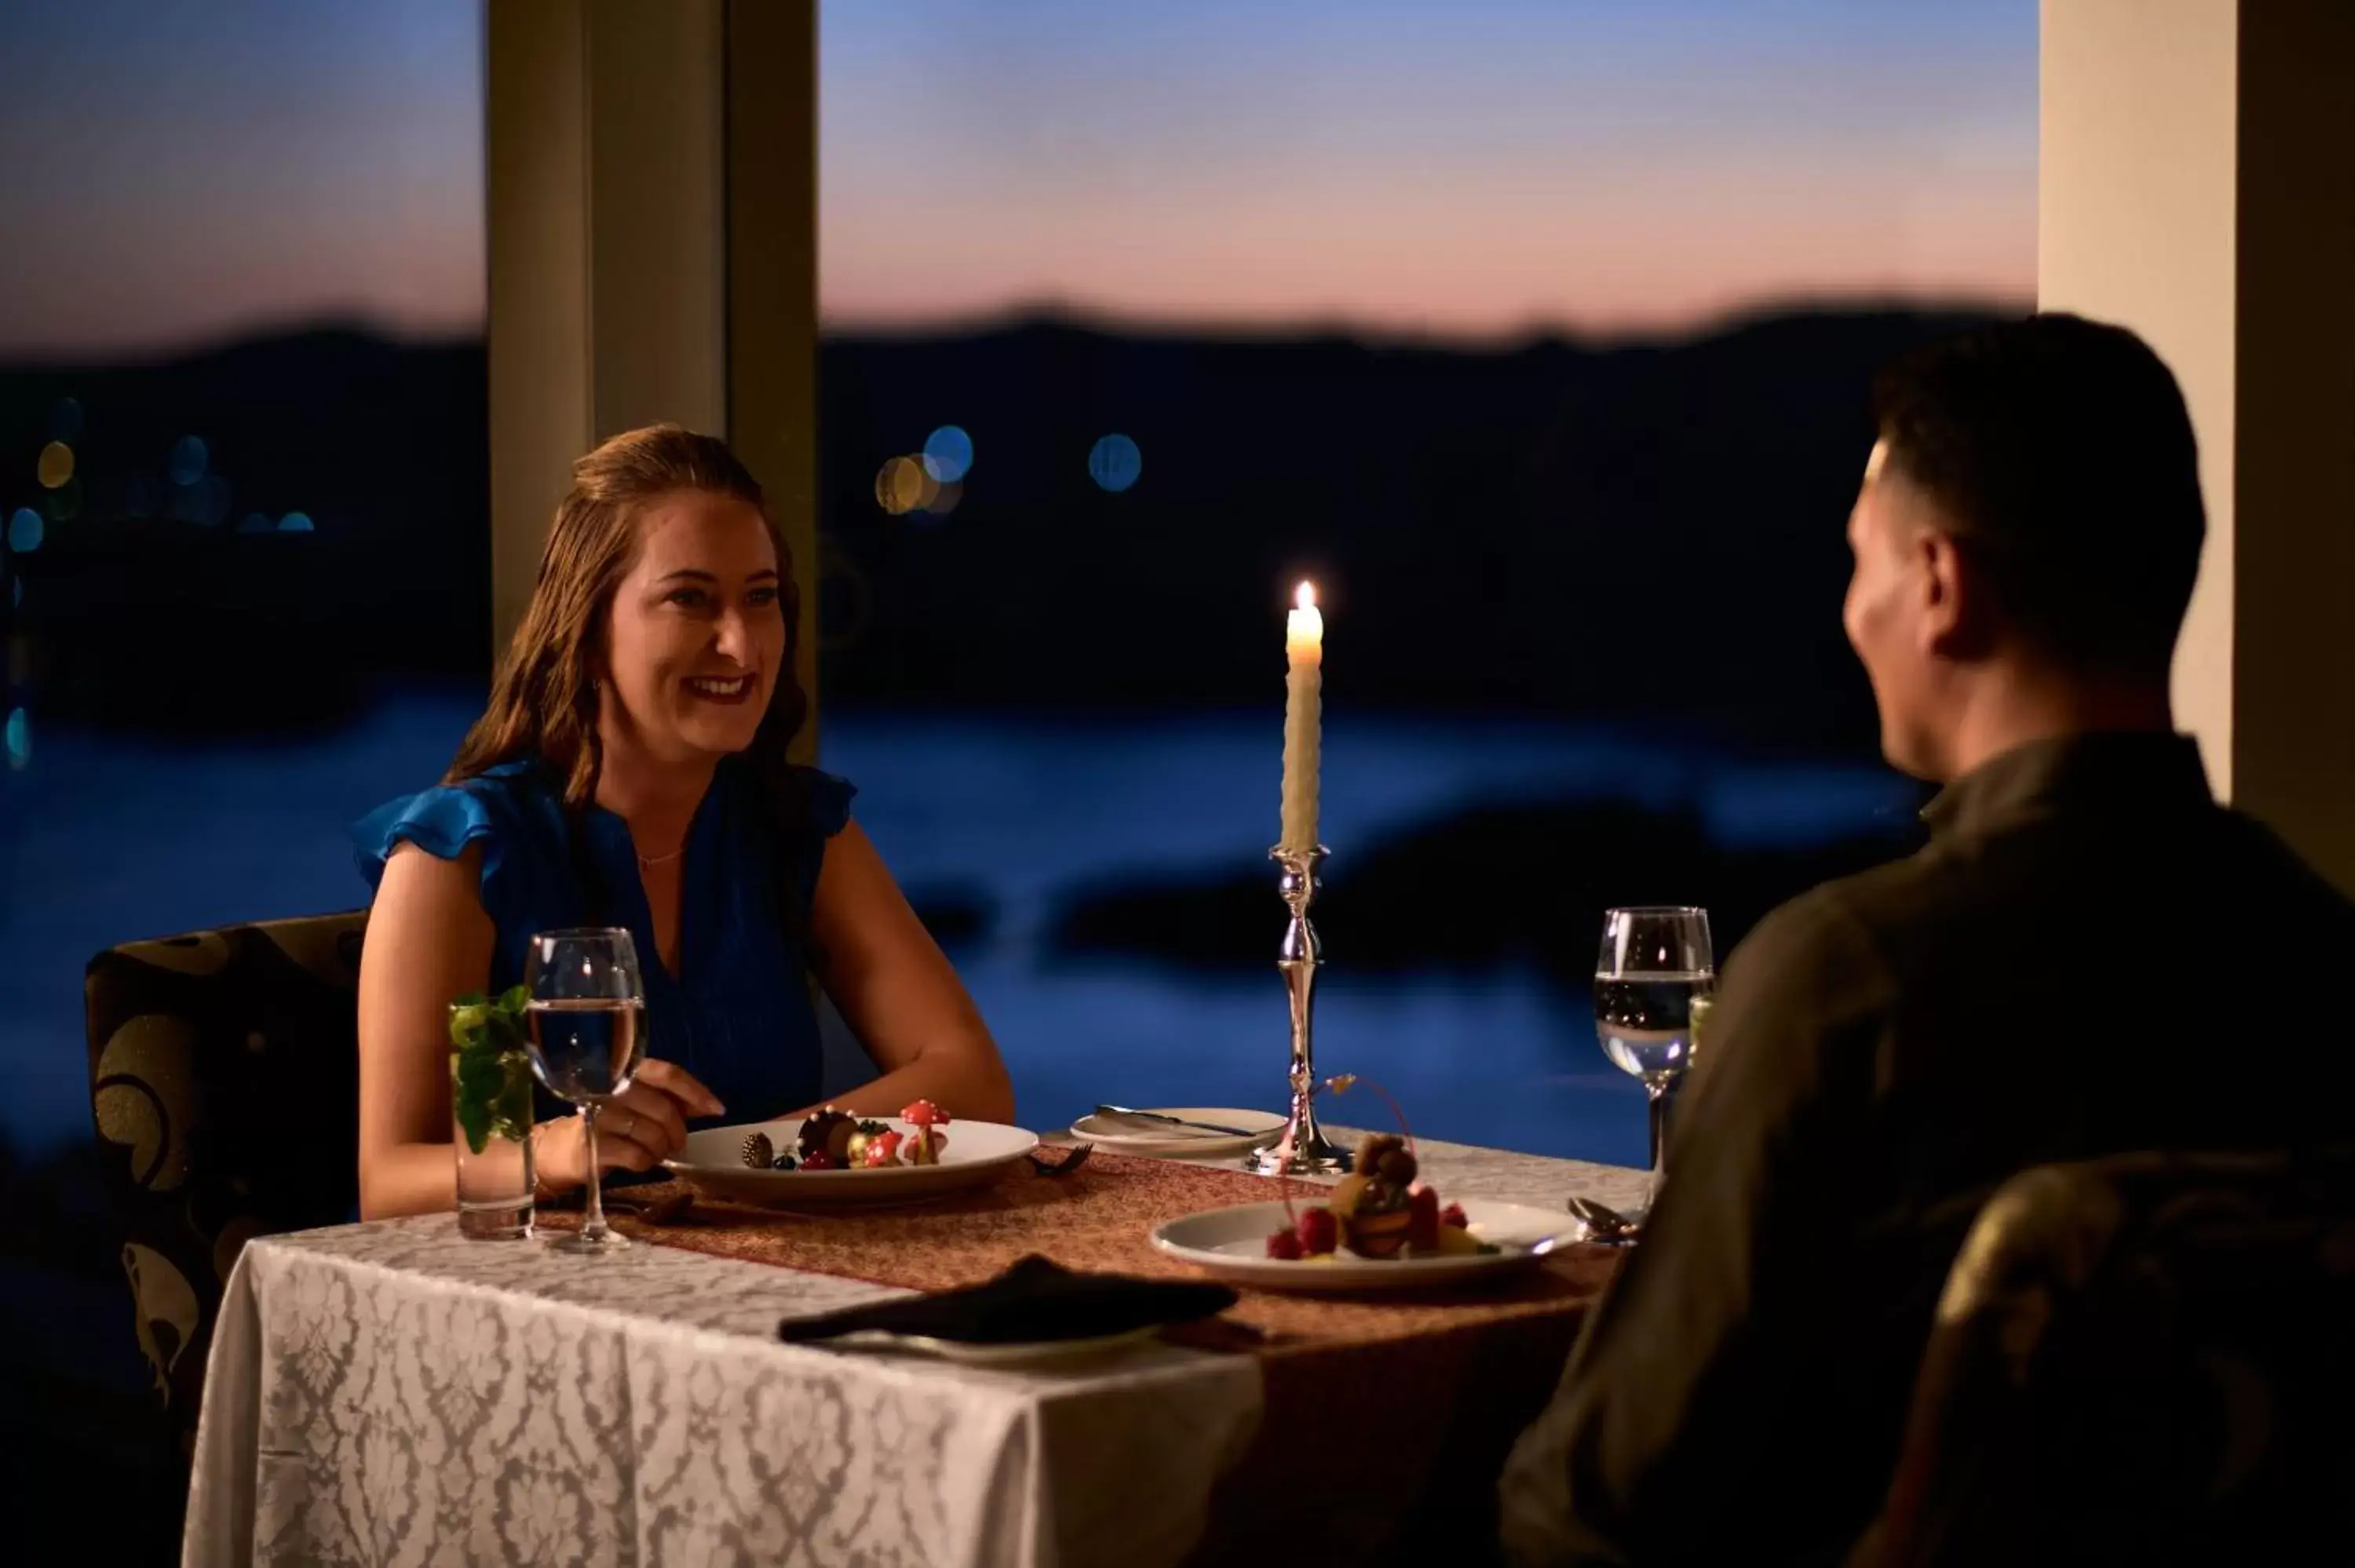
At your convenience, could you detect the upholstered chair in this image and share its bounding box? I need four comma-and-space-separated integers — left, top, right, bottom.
84, 911, 367, 1454
1851, 1148, 2355, 1567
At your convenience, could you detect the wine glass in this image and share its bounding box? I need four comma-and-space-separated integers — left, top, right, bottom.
523, 927, 648, 1254
1594, 906, 1715, 1205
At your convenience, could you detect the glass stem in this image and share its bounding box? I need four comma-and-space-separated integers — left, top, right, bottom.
579, 1104, 608, 1242
1645, 1081, 1669, 1199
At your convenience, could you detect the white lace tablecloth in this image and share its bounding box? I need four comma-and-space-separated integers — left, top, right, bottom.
183, 1135, 1641, 1568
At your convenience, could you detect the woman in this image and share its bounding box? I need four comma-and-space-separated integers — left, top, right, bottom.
354, 425, 1013, 1219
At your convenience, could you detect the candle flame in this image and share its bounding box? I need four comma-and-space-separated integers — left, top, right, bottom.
1295, 581, 1316, 611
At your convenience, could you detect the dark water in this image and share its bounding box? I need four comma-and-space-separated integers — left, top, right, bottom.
1, 691, 1917, 1167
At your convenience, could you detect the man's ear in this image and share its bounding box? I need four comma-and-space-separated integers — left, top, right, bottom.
1919, 530, 1999, 662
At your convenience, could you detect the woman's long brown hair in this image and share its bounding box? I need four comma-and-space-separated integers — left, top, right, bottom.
447, 424, 813, 932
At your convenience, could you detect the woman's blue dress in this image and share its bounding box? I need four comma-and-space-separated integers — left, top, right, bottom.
353, 755, 855, 1125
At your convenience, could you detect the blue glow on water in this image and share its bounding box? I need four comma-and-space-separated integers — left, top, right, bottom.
0, 694, 1911, 1166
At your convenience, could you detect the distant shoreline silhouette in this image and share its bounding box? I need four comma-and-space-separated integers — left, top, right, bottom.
0, 304, 2006, 748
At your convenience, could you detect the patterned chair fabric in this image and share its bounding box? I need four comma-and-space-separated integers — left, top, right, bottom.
84, 910, 367, 1454
1850, 1147, 2355, 1568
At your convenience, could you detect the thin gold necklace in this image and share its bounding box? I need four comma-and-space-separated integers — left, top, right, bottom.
636, 842, 688, 868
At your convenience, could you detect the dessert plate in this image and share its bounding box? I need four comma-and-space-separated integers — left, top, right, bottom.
666, 1118, 1038, 1209
1067, 1106, 1285, 1158
1150, 1197, 1573, 1293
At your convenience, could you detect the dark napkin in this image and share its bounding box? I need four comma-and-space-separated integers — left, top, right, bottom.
777, 1254, 1239, 1345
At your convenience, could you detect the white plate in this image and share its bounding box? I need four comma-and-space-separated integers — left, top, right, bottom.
665, 1118, 1039, 1209
1068, 1106, 1286, 1158
819, 1324, 1165, 1366
1150, 1197, 1575, 1293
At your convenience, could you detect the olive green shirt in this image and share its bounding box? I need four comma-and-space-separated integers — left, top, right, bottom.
1499, 732, 2355, 1566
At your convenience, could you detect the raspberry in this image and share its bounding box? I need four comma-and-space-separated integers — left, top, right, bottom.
1295, 1206, 1338, 1255
800, 1149, 836, 1171
1265, 1228, 1305, 1260
1407, 1185, 1441, 1252
1440, 1202, 1470, 1229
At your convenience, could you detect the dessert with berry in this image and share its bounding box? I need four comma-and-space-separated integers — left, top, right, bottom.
738, 1100, 956, 1171
1261, 1107, 1499, 1261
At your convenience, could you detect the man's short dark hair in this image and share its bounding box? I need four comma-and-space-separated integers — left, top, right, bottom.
1871, 312, 2205, 677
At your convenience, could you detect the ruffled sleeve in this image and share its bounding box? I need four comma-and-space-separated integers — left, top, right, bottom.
788, 767, 857, 912
799, 767, 857, 841
351, 768, 535, 937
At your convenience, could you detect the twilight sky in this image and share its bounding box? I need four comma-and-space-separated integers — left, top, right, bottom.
0, 0, 2035, 360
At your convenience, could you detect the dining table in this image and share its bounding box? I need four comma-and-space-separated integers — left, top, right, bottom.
181, 1125, 1649, 1568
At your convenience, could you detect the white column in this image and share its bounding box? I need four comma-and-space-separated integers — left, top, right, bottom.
485, 0, 819, 758
2041, 0, 2355, 892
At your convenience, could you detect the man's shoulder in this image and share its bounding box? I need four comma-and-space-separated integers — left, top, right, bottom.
1731, 858, 1920, 981
1711, 872, 1912, 1057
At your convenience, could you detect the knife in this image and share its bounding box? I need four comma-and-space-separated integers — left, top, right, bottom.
1092, 1105, 1269, 1140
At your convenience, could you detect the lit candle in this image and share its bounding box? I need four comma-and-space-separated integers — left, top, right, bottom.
1280, 581, 1323, 854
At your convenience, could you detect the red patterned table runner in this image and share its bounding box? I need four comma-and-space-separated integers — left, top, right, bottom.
584, 1151, 1617, 1351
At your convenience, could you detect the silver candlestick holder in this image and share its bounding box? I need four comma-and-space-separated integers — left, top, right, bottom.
1247, 844, 1354, 1176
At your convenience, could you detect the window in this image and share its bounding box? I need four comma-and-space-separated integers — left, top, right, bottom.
0, 3, 487, 1459
816, 0, 2035, 1158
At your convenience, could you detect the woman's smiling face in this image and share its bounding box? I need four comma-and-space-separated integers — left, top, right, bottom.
601, 489, 787, 764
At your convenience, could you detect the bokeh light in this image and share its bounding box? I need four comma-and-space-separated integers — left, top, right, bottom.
43, 477, 82, 522
279, 512, 314, 532
922, 425, 973, 483
169, 435, 210, 487
46, 398, 82, 443
8, 508, 42, 552
922, 480, 962, 518
874, 454, 939, 516
36, 442, 74, 489
1088, 433, 1143, 493
4, 707, 27, 770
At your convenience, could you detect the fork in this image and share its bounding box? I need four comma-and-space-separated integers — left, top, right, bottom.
1031, 1143, 1094, 1179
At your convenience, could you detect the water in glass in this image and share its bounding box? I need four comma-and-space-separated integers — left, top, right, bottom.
525, 997, 646, 1101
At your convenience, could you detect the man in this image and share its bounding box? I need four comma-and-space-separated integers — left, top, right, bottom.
1498, 313, 2355, 1566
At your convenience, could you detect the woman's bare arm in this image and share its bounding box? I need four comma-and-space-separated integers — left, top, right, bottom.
356, 842, 725, 1219
356, 842, 498, 1218
803, 821, 1016, 1123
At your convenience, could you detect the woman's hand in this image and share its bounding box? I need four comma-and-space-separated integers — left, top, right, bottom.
530, 1059, 726, 1191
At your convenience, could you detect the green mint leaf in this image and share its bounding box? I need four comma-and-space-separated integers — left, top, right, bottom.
452, 1051, 495, 1155
449, 1001, 491, 1049
488, 1051, 535, 1143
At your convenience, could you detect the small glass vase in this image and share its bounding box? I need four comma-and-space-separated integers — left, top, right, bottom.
451, 998, 536, 1240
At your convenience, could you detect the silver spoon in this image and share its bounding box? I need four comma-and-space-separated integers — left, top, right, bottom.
1566, 1194, 1641, 1245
